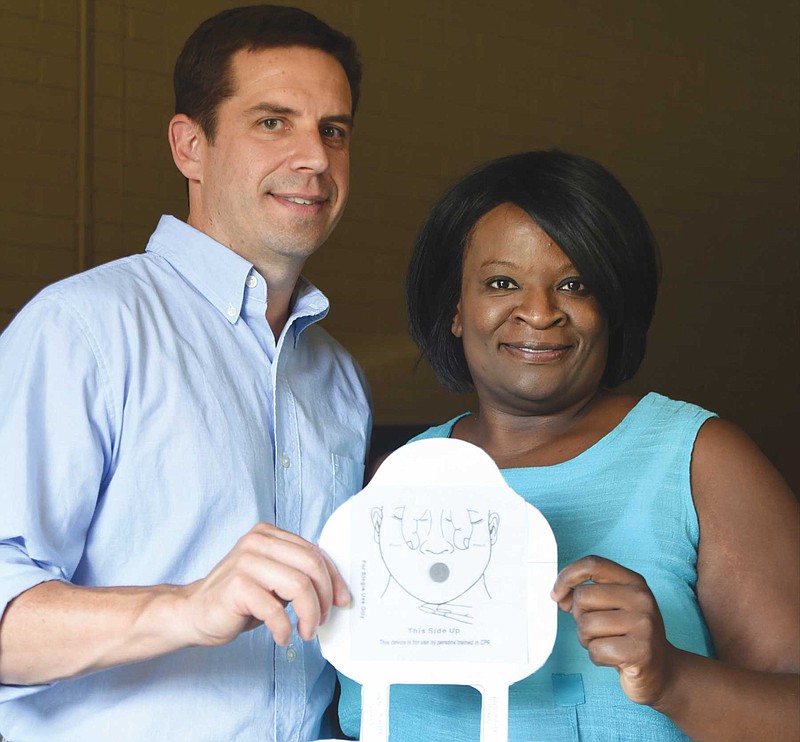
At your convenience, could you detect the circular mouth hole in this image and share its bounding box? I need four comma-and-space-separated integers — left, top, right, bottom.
429, 562, 450, 583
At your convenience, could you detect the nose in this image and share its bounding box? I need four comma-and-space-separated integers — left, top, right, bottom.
514, 288, 566, 328
288, 128, 329, 174
419, 519, 455, 555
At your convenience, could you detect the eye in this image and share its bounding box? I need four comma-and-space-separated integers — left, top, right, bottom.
260, 118, 283, 131
321, 124, 346, 139
558, 278, 589, 294
320, 124, 349, 148
487, 277, 518, 290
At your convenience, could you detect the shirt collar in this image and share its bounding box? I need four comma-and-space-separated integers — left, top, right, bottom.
289, 277, 330, 343
145, 216, 330, 338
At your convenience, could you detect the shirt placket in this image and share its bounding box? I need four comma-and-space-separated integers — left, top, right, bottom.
273, 345, 307, 742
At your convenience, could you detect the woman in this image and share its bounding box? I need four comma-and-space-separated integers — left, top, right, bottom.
337, 151, 799, 740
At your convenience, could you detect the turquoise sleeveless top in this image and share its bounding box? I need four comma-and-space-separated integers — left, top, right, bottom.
338, 392, 717, 741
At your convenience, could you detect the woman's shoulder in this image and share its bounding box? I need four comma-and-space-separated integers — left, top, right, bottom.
408, 413, 471, 442
599, 392, 717, 447
691, 415, 794, 503
630, 390, 715, 421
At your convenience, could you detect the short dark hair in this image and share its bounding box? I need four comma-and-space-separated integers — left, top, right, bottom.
174, 5, 362, 142
406, 150, 660, 393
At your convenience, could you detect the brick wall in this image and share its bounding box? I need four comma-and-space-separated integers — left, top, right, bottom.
0, 0, 80, 328
1, 0, 798, 488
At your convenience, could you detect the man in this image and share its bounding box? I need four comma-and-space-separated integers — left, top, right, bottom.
0, 6, 370, 741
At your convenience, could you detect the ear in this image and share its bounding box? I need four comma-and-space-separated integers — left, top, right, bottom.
488, 512, 499, 545
370, 506, 383, 543
168, 114, 204, 181
451, 300, 463, 338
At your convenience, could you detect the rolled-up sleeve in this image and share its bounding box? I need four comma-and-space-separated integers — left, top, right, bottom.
0, 291, 113, 700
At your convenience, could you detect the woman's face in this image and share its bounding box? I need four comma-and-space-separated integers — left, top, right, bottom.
452, 203, 609, 415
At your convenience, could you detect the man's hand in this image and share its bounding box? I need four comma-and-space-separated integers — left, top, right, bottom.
0, 523, 350, 685
180, 523, 351, 647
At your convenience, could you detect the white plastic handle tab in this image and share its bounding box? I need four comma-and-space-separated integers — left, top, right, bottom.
318, 438, 558, 742
360, 683, 390, 742
479, 684, 510, 742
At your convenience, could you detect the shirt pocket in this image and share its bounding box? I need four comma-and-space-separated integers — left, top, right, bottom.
331, 453, 365, 511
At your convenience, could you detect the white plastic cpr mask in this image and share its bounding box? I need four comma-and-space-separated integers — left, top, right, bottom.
318, 438, 558, 742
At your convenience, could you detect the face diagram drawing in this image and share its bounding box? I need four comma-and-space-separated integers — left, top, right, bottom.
371, 505, 500, 623
317, 439, 559, 742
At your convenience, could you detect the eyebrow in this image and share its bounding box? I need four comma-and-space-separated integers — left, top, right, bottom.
478, 258, 578, 273
243, 102, 353, 128
479, 259, 517, 270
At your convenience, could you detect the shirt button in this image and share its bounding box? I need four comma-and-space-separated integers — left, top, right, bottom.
286, 645, 297, 663
281, 454, 291, 468
246, 275, 258, 288
226, 305, 237, 318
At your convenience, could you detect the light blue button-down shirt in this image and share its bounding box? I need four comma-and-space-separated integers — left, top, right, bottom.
0, 216, 371, 742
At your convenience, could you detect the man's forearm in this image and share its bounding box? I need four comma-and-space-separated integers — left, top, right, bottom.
0, 523, 349, 686
0, 580, 191, 685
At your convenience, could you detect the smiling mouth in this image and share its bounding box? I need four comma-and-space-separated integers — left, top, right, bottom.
283, 196, 319, 205
501, 343, 572, 362
271, 194, 327, 208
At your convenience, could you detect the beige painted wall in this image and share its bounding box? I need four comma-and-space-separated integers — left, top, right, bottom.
1, 0, 798, 489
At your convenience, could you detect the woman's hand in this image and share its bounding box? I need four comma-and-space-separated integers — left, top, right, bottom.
551, 554, 677, 707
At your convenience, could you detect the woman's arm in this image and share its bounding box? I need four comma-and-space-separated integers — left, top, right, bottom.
670, 417, 799, 739
552, 418, 799, 741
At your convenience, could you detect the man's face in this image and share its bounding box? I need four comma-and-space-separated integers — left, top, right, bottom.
188, 46, 352, 273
